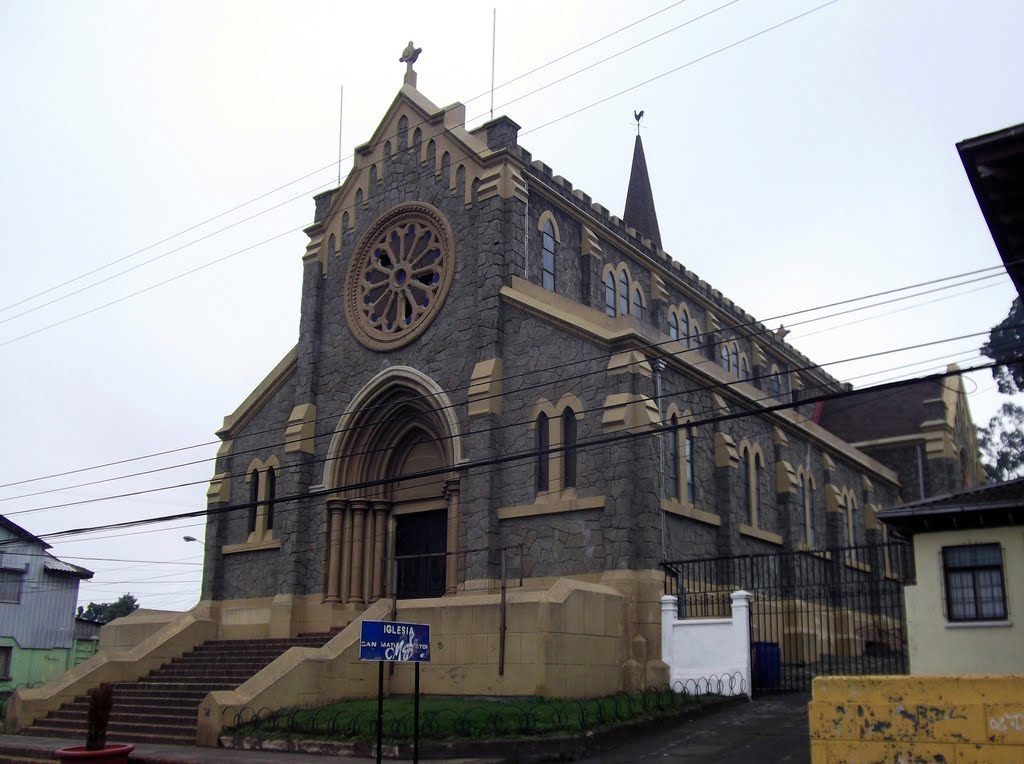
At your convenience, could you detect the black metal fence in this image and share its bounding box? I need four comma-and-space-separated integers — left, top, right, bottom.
662, 542, 914, 693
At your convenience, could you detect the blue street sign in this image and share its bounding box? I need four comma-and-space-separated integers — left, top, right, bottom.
359, 620, 431, 662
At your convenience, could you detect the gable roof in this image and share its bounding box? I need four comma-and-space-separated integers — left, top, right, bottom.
957, 123, 1024, 299
0, 514, 51, 549
877, 477, 1024, 534
817, 378, 944, 443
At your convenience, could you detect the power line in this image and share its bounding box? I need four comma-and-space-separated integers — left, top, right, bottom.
1, 261, 1009, 496
0, 0, 705, 320
5, 323, 1017, 519
10, 356, 1018, 549
0, 0, 844, 350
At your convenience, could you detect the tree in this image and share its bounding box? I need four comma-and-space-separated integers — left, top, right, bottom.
977, 402, 1024, 481
77, 593, 139, 624
981, 297, 1024, 394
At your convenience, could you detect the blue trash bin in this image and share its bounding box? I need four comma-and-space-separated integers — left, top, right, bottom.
752, 641, 781, 689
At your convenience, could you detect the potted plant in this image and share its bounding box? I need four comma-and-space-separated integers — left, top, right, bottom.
53, 683, 134, 762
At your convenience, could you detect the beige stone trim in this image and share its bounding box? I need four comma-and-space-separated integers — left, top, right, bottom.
468, 359, 503, 416
751, 340, 767, 369
776, 461, 797, 494
284, 404, 317, 454
799, 545, 832, 561
822, 453, 836, 472
860, 475, 873, 492
711, 392, 729, 415
607, 350, 652, 377
849, 434, 924, 449
739, 524, 784, 546
791, 372, 804, 391
651, 274, 668, 303
774, 427, 790, 446
206, 474, 230, 504
497, 494, 605, 520
580, 225, 603, 261
216, 440, 232, 458
218, 347, 298, 439
844, 559, 872, 573
527, 397, 556, 427
705, 310, 721, 333
920, 419, 954, 460
864, 503, 881, 530
714, 432, 740, 468
537, 209, 561, 241
500, 276, 899, 485
825, 485, 844, 513
601, 393, 659, 433
222, 538, 281, 555
661, 499, 721, 527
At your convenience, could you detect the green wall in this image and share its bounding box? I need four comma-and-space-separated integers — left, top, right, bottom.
0, 636, 95, 692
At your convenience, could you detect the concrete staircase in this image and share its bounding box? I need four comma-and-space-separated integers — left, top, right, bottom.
19, 632, 338, 747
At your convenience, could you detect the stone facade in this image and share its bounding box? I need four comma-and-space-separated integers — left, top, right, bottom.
199, 79, 973, 620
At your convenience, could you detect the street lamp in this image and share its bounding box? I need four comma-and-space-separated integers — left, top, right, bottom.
183, 535, 205, 546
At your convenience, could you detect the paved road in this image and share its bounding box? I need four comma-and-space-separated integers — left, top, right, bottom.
577, 694, 811, 763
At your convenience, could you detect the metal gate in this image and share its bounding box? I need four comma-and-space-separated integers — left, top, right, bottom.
663, 542, 914, 693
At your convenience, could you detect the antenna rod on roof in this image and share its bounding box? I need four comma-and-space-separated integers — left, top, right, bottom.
490, 9, 497, 120
338, 85, 345, 187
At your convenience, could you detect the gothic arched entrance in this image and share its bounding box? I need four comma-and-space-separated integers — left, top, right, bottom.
322, 367, 462, 603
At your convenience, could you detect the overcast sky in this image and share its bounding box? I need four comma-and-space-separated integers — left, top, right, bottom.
1, 0, 1021, 613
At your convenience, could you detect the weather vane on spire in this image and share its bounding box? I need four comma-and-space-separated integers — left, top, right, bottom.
634, 109, 645, 136
400, 41, 422, 88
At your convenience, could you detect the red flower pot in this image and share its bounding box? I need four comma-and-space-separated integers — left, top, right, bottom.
53, 743, 135, 762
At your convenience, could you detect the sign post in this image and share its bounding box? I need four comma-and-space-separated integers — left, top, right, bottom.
360, 620, 431, 764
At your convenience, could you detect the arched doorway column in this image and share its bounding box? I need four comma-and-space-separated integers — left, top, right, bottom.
444, 480, 461, 595
325, 498, 347, 602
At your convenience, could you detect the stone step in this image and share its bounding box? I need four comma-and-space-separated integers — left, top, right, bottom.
49, 704, 196, 720
22, 725, 194, 746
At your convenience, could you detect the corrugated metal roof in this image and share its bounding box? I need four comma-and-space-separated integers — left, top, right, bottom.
43, 558, 94, 578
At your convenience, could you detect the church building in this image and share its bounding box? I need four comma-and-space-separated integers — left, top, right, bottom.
189, 53, 982, 699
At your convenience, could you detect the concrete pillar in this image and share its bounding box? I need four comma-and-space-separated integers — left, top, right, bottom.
444, 480, 460, 594
325, 498, 346, 602
349, 500, 367, 604
371, 501, 389, 602
731, 590, 753, 697
660, 594, 677, 670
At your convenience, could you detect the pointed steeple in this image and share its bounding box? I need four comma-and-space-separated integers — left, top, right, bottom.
623, 134, 662, 248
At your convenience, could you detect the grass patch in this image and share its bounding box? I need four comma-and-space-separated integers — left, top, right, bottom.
226, 690, 722, 743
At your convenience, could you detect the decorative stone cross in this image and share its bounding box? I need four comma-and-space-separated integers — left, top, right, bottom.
400, 41, 422, 87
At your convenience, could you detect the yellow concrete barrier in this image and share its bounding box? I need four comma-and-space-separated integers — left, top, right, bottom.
809, 674, 1024, 763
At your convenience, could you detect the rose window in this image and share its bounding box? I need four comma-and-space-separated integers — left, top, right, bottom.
344, 203, 455, 351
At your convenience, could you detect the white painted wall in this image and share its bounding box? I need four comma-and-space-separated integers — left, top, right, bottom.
661, 590, 752, 697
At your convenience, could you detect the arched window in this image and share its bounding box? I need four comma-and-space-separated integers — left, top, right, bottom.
846, 495, 857, 558
666, 415, 680, 500
668, 311, 679, 340
770, 366, 782, 398
265, 467, 276, 531
740, 450, 751, 523
685, 427, 696, 504
604, 272, 616, 317
721, 345, 731, 371
536, 412, 550, 493
731, 344, 739, 374
327, 233, 336, 259
740, 357, 750, 381
753, 452, 763, 525
797, 475, 808, 545
632, 287, 644, 320
562, 408, 577, 489
541, 221, 556, 291
807, 479, 816, 547
680, 311, 690, 348
248, 470, 259, 534
618, 270, 629, 316
691, 323, 701, 349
